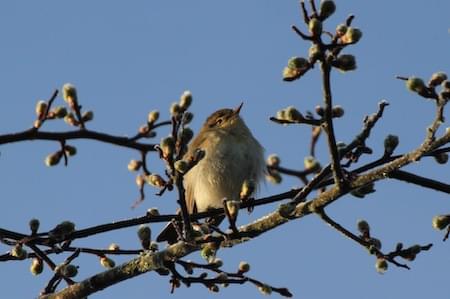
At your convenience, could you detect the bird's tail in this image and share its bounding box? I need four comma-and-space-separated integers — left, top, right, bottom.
156, 221, 180, 244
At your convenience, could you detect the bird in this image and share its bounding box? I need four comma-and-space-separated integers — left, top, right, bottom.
157, 103, 265, 243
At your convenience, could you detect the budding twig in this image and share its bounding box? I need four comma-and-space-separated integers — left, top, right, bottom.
291, 25, 312, 40
320, 62, 346, 192
0, 129, 159, 152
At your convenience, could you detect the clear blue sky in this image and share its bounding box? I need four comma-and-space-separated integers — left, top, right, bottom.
0, 1, 449, 298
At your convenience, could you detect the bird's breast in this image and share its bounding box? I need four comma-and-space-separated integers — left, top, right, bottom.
184, 131, 264, 212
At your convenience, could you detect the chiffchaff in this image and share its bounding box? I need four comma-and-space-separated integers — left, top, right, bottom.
157, 103, 264, 243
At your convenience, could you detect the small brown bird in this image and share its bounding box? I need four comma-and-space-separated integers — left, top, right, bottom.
157, 103, 264, 243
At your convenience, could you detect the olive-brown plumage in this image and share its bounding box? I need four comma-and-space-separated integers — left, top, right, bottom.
157, 103, 264, 243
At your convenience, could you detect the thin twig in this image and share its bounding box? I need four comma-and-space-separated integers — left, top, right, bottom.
299, 0, 310, 24
0, 129, 158, 152
291, 25, 312, 40
389, 170, 450, 194
316, 208, 410, 270
269, 116, 321, 126
320, 62, 346, 190
175, 174, 192, 240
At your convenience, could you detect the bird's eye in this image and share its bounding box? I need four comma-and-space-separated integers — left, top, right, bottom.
216, 118, 223, 126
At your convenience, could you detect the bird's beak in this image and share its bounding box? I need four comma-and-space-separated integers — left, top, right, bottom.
233, 102, 244, 115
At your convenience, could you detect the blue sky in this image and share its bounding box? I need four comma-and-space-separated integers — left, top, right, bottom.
0, 1, 449, 298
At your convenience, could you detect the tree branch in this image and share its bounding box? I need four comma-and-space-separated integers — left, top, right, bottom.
0, 129, 158, 152
320, 62, 346, 190
388, 170, 450, 194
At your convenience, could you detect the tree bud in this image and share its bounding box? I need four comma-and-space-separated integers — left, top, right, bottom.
287, 57, 308, 70
137, 225, 151, 242
200, 243, 217, 263
30, 258, 43, 275
53, 106, 68, 119
174, 160, 189, 174
209, 285, 219, 293
183, 111, 194, 124
139, 124, 150, 135
170, 102, 182, 116
35, 101, 48, 118
210, 258, 223, 268
375, 258, 388, 274
149, 241, 159, 251
238, 261, 250, 274
432, 215, 450, 230
160, 136, 175, 157
170, 278, 180, 288
402, 253, 416, 261
285, 106, 304, 122
319, 0, 336, 20
442, 80, 450, 90
11, 244, 27, 259
81, 110, 94, 122
342, 27, 362, 44
182, 260, 194, 274
276, 109, 286, 120
216, 272, 228, 281
29, 218, 40, 234
440, 90, 450, 101
179, 90, 193, 110
62, 83, 78, 106
434, 153, 448, 164
127, 159, 142, 172
147, 110, 160, 123
258, 284, 272, 295
108, 243, 120, 251
409, 244, 422, 255
357, 219, 370, 235
135, 174, 145, 187
266, 154, 280, 167
336, 24, 347, 36
308, 18, 323, 36
278, 203, 296, 218
49, 221, 75, 241
370, 238, 382, 250
100, 256, 116, 269
266, 172, 282, 184
64, 145, 77, 156
333, 54, 357, 72
33, 119, 43, 129
406, 77, 426, 93
315, 105, 324, 117
332, 105, 345, 118
64, 112, 79, 126
146, 174, 166, 188
384, 134, 399, 155
64, 265, 79, 278
147, 207, 160, 217
428, 72, 447, 87
309, 44, 322, 61
304, 156, 321, 172
282, 67, 300, 81
45, 152, 62, 167
60, 264, 78, 278
179, 127, 194, 145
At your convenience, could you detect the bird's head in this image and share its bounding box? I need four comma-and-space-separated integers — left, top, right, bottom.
203, 102, 245, 130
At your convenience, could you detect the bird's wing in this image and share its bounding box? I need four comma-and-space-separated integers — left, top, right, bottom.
184, 128, 208, 159
183, 129, 210, 214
